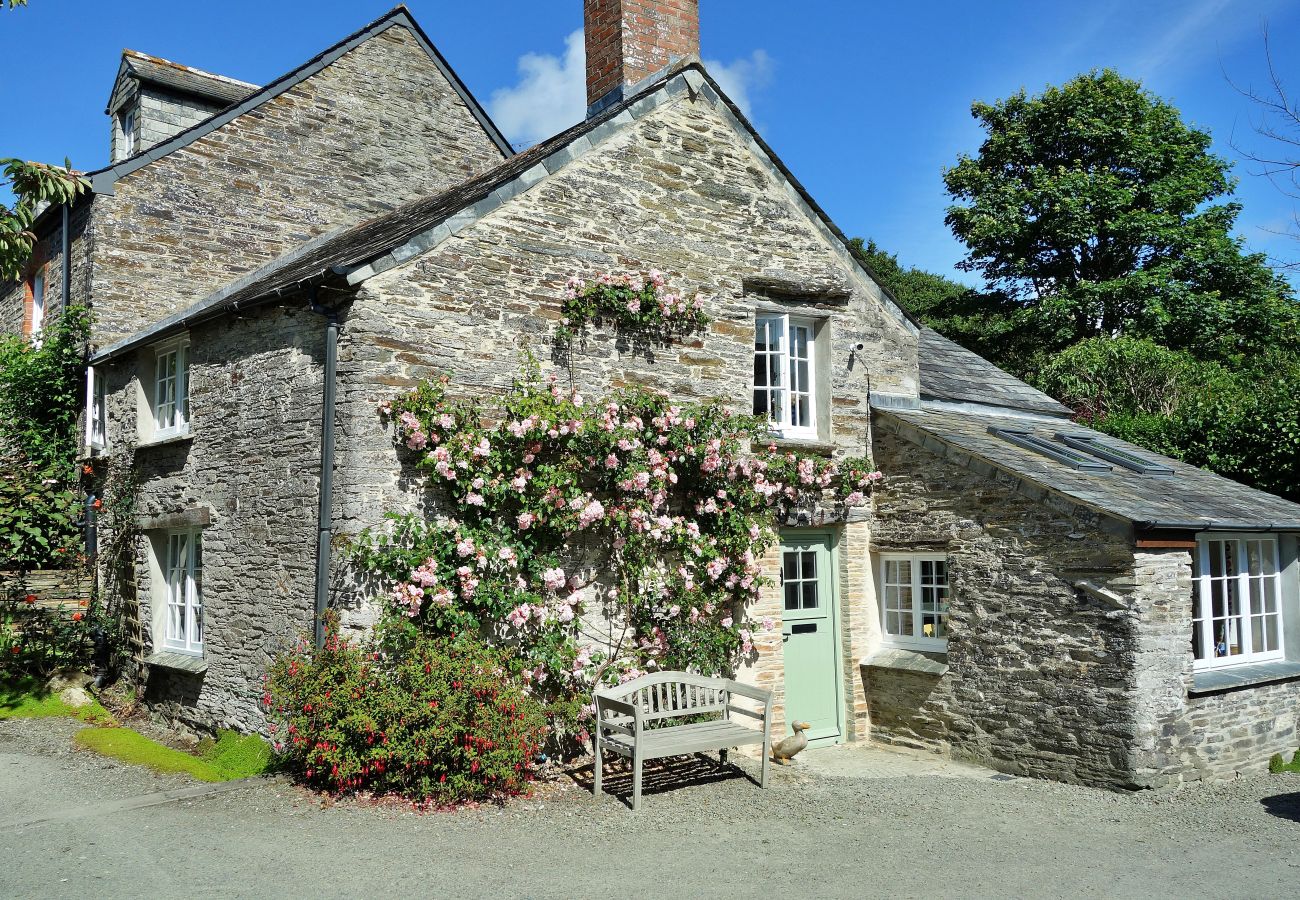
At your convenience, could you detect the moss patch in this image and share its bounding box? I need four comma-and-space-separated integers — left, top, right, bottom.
198, 730, 274, 779
1268, 749, 1300, 774
73, 726, 271, 782
0, 677, 112, 723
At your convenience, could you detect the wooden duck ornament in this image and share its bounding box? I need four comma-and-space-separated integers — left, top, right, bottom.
771, 721, 811, 765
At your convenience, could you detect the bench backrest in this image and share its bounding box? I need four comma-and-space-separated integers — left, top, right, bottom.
597, 672, 737, 723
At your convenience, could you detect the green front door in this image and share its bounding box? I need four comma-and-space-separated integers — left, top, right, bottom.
780, 533, 842, 745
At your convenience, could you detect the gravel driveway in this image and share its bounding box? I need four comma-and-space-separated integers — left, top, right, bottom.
3, 717, 1299, 899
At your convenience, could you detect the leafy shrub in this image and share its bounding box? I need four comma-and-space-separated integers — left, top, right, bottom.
1036, 337, 1300, 502
264, 624, 548, 803
0, 305, 91, 569
0, 594, 110, 679
1268, 748, 1300, 775
358, 348, 876, 741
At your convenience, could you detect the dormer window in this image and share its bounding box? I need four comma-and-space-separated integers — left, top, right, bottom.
120, 108, 137, 157
754, 313, 819, 439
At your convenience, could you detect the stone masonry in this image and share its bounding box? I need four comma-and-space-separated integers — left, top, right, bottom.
87, 24, 507, 347
97, 302, 326, 731
869, 422, 1143, 789
326, 89, 906, 743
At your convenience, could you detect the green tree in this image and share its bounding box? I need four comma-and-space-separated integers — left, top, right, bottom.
3, 0, 90, 281
850, 237, 1056, 375
2, 159, 89, 282
944, 69, 1300, 364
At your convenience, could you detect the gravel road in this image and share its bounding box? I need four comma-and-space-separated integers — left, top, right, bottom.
3, 717, 1299, 899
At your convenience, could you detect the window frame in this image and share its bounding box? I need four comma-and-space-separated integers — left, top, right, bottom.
121, 108, 137, 157
878, 552, 950, 651
28, 265, 46, 344
1192, 533, 1285, 670
150, 336, 190, 440
86, 366, 107, 450
753, 312, 819, 440
160, 527, 203, 656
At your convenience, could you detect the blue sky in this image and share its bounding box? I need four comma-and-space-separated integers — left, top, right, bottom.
3, 0, 1298, 286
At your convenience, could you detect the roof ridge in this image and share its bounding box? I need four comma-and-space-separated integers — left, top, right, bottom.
121, 49, 259, 90
91, 5, 512, 192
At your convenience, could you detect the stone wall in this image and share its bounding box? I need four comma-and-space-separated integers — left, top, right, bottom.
1130, 548, 1300, 787
88, 23, 507, 346
324, 90, 910, 741
96, 302, 326, 732
868, 421, 1143, 788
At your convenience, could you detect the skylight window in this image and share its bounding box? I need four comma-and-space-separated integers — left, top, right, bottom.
987, 427, 1112, 472
1055, 434, 1174, 476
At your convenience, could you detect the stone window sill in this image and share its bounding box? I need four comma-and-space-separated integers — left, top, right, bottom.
1190, 659, 1300, 695
861, 647, 949, 676
144, 650, 208, 675
137, 431, 193, 450
766, 435, 837, 456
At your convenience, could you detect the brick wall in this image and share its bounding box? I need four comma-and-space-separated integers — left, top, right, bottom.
88, 24, 507, 347
585, 0, 701, 106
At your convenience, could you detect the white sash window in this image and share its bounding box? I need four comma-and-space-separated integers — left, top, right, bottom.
879, 554, 950, 651
753, 313, 817, 438
162, 529, 203, 655
152, 339, 190, 438
1193, 535, 1284, 669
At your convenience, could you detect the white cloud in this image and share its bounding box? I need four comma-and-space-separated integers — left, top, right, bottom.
488, 30, 774, 149
488, 30, 588, 150
704, 50, 774, 117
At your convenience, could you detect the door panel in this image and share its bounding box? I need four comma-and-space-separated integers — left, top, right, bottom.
780, 534, 841, 743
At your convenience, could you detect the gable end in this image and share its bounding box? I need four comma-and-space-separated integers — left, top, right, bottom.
89, 7, 512, 195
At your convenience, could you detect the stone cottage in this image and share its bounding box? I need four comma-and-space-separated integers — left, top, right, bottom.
5, 2, 1298, 791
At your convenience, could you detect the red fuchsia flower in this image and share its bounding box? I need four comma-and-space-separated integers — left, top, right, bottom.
71, 612, 84, 622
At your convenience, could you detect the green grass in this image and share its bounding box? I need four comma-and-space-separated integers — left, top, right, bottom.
0, 677, 112, 723
1268, 749, 1300, 774
73, 726, 271, 782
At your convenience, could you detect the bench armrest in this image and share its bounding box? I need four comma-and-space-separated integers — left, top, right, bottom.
595, 694, 639, 725
725, 682, 772, 705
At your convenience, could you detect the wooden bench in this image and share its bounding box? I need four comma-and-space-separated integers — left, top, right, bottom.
593, 672, 773, 810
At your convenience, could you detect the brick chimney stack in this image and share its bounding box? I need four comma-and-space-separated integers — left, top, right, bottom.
585, 0, 700, 114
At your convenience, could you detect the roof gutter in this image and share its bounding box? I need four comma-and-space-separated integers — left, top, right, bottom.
1136, 521, 1300, 534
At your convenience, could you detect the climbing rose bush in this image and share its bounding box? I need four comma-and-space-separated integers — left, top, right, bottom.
264, 623, 547, 803
357, 310, 879, 739
556, 270, 708, 341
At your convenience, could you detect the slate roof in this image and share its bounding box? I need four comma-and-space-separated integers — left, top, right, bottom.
879, 405, 1300, 531
116, 50, 258, 108
919, 327, 1070, 417
93, 60, 918, 361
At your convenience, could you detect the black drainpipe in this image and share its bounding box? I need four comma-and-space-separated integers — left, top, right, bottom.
309, 286, 340, 650
68, 202, 99, 569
